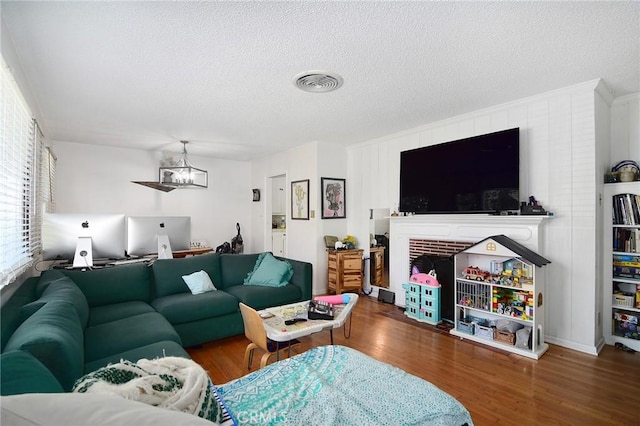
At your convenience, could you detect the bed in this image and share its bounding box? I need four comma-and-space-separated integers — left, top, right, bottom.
217, 345, 473, 425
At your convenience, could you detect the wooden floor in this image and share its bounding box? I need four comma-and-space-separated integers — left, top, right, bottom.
187, 296, 639, 425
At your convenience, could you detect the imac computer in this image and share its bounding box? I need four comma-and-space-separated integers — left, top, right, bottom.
127, 216, 191, 258
42, 213, 126, 267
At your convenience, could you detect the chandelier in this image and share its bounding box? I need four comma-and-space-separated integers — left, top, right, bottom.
158, 141, 208, 188
132, 141, 208, 192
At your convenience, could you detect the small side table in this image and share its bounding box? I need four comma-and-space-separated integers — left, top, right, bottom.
327, 249, 363, 294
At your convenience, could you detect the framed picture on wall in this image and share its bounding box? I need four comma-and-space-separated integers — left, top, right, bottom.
291, 179, 309, 220
321, 177, 346, 219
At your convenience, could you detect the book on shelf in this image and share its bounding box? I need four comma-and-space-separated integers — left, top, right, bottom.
613, 229, 639, 253
613, 193, 640, 226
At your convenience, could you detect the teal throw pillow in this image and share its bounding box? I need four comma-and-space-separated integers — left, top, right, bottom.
182, 270, 217, 295
244, 252, 293, 287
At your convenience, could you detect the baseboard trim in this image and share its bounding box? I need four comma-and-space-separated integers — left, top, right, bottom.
545, 336, 599, 356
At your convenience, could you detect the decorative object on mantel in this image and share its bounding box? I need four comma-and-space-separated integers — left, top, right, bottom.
520, 195, 548, 215
321, 177, 346, 219
132, 141, 208, 191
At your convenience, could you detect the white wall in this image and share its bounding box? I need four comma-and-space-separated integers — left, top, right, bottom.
347, 79, 625, 355
251, 141, 348, 295
610, 93, 640, 164
53, 141, 253, 252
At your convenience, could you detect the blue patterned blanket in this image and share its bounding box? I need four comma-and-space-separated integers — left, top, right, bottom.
217, 345, 473, 425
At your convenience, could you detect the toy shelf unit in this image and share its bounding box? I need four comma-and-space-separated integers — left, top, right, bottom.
603, 182, 640, 352
402, 281, 441, 325
450, 235, 550, 359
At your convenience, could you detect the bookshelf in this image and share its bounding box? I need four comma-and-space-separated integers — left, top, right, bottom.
450, 235, 550, 359
603, 181, 640, 351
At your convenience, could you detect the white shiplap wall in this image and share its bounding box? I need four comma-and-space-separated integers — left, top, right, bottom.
347, 79, 611, 354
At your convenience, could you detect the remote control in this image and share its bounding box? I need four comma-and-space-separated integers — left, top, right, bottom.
285, 318, 307, 325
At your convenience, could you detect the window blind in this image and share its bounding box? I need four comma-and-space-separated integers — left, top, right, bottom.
0, 58, 39, 287
32, 124, 56, 261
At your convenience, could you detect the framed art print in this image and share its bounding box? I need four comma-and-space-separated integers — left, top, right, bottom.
321, 177, 346, 219
291, 179, 309, 220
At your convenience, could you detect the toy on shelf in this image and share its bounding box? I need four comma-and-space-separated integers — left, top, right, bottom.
462, 258, 534, 289
493, 288, 534, 320
410, 266, 440, 287
462, 266, 490, 281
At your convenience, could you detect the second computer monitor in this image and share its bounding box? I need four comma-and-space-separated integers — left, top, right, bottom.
127, 216, 191, 257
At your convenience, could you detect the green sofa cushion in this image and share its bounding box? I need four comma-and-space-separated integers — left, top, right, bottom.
83, 340, 190, 374
172, 313, 244, 347
84, 312, 182, 362
244, 252, 294, 287
61, 264, 152, 306
151, 291, 239, 325
87, 301, 155, 327
4, 300, 84, 391
1, 276, 38, 352
0, 350, 64, 395
225, 284, 302, 310
219, 253, 260, 288
35, 269, 68, 296
152, 253, 223, 297
23, 276, 90, 328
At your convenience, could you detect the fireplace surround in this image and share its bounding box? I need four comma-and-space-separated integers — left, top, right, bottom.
389, 215, 548, 312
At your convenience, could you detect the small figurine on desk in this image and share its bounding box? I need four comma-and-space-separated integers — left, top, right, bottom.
520, 195, 548, 215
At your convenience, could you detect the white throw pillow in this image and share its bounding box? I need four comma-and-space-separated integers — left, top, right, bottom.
182, 270, 217, 295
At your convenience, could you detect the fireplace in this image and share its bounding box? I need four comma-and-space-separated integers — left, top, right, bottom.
389, 215, 547, 319
409, 239, 473, 322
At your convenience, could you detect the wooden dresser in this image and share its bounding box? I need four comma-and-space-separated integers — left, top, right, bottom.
327, 249, 363, 294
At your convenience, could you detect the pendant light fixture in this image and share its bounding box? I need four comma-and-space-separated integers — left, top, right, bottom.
158, 141, 208, 188
132, 140, 208, 192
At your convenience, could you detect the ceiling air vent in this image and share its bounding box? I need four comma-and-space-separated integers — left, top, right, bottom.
293, 71, 343, 93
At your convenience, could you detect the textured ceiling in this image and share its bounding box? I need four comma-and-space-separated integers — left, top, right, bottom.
2, 1, 639, 160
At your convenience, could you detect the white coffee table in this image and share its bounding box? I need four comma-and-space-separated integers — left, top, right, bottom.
258, 293, 359, 344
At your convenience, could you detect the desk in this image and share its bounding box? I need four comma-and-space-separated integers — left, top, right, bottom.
171, 247, 213, 258
259, 293, 358, 344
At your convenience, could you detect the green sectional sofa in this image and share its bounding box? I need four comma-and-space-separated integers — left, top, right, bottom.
0, 252, 312, 396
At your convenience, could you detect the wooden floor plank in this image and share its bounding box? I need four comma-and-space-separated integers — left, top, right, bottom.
187, 295, 639, 425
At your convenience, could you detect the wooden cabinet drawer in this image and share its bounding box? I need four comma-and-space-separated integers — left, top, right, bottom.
326, 249, 363, 294
343, 258, 361, 270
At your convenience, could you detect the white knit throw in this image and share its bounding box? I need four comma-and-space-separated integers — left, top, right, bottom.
73, 357, 221, 423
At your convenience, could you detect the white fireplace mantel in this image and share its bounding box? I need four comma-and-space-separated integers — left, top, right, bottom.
389, 214, 549, 307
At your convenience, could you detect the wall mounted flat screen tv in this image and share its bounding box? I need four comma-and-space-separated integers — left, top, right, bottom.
399, 128, 520, 214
